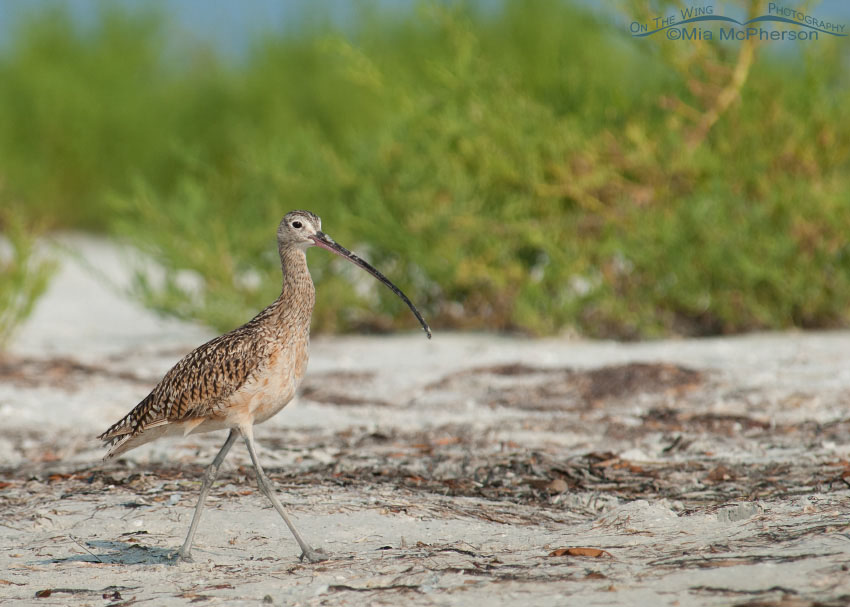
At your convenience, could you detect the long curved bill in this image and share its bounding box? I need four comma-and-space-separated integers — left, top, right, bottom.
309, 232, 432, 339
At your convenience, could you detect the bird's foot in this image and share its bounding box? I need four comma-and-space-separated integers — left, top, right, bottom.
175, 549, 194, 563
299, 547, 328, 563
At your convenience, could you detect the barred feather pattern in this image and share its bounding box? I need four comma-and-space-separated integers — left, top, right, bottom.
99, 211, 319, 458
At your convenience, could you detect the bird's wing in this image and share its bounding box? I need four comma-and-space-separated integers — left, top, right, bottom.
98, 327, 266, 448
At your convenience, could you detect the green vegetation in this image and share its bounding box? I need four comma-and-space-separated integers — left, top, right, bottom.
1, 1, 848, 338
0, 212, 54, 346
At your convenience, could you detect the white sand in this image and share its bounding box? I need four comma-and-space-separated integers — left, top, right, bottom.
1, 236, 848, 606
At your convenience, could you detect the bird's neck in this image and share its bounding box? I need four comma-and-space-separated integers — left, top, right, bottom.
273, 245, 316, 328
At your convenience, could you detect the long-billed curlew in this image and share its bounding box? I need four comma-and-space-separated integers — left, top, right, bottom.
99, 210, 431, 563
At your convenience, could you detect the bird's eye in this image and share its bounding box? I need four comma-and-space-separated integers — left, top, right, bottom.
292, 221, 303, 229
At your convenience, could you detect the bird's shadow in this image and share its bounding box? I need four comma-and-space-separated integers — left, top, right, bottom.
41, 540, 177, 566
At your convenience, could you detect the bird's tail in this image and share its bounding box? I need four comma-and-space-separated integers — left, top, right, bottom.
98, 394, 167, 459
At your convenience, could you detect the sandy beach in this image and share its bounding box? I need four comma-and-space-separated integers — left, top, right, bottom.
1, 237, 849, 606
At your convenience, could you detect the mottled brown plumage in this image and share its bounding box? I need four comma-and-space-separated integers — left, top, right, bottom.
100, 213, 317, 458
98, 210, 430, 564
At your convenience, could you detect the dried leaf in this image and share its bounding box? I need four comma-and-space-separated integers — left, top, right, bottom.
433, 437, 461, 446
547, 478, 569, 492
704, 465, 735, 482
549, 547, 612, 558
593, 458, 620, 468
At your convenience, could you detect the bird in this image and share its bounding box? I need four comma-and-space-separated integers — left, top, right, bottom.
99, 210, 431, 563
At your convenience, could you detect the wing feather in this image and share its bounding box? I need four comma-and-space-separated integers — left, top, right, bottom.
98, 321, 271, 454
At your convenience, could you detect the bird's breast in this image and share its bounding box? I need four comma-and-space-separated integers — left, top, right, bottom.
244, 335, 310, 425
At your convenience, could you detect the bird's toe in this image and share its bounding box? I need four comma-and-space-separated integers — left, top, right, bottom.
299, 547, 328, 563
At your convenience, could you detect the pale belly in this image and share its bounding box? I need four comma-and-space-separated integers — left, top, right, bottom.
185, 340, 310, 435
248, 342, 310, 425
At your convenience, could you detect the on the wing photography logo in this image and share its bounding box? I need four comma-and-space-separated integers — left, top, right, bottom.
630, 2, 846, 41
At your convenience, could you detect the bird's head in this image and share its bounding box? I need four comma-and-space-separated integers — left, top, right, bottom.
276, 209, 432, 339
277, 210, 323, 250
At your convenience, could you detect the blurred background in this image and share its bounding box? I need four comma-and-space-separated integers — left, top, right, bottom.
0, 0, 848, 344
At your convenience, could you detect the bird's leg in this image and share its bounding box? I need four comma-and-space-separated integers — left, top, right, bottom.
176, 429, 238, 562
240, 428, 327, 563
